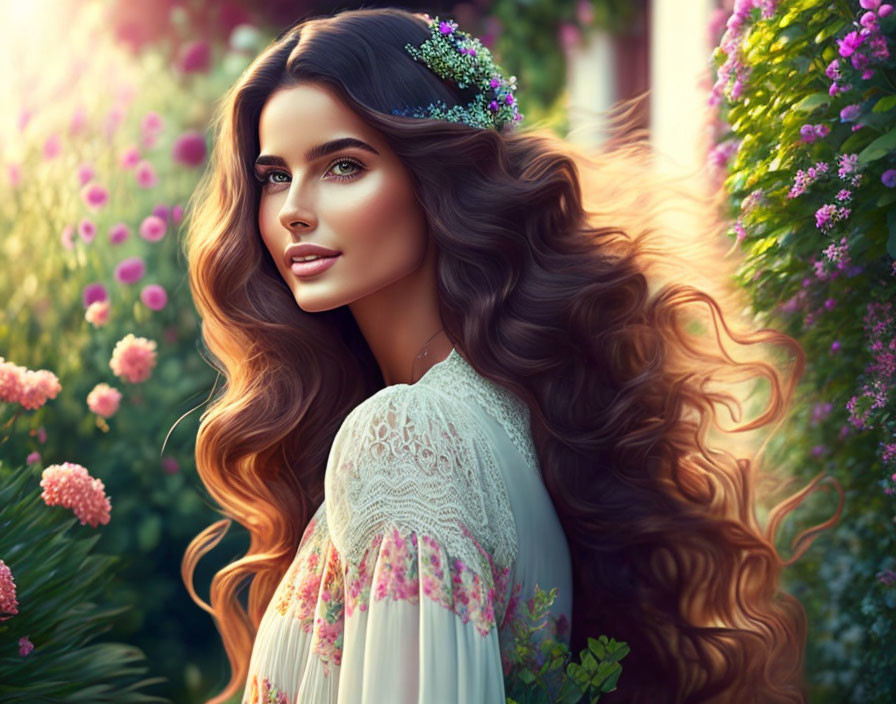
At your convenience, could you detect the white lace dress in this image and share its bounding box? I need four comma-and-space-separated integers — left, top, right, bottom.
242, 347, 573, 704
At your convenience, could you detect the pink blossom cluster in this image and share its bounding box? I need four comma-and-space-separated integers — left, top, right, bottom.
799, 123, 830, 143
109, 333, 157, 383
39, 462, 112, 527
709, 0, 780, 107
835, 2, 892, 84
86, 382, 122, 418
815, 203, 851, 234
845, 302, 895, 440
837, 153, 862, 186
810, 401, 834, 426
823, 237, 853, 271
787, 161, 829, 199
0, 559, 18, 620
0, 357, 62, 410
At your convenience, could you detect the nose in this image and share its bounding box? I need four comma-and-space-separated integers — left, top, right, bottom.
278, 180, 317, 233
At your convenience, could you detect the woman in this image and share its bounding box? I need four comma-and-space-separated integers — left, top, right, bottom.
182, 8, 838, 703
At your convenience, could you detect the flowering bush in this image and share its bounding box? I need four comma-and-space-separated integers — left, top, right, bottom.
709, 0, 896, 700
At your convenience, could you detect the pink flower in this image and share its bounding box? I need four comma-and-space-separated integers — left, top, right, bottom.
172, 131, 207, 167
86, 382, 122, 418
78, 218, 97, 243
880, 4, 893, 17
18, 637, 33, 656
557, 22, 581, 51
43, 134, 61, 159
17, 109, 32, 132
840, 104, 861, 122
76, 163, 95, 186
85, 300, 110, 327
152, 203, 170, 222
108, 222, 130, 245
7, 164, 21, 188
172, 204, 184, 224
69, 106, 88, 136
0, 359, 24, 404
104, 106, 125, 138
141, 111, 164, 136
176, 39, 211, 73
114, 256, 146, 284
140, 284, 168, 311
1, 358, 63, 410
82, 282, 108, 307
139, 215, 166, 242
81, 183, 109, 211
27, 451, 41, 464
162, 456, 180, 475
0, 559, 19, 620
860, 0, 881, 9
109, 333, 157, 383
119, 146, 141, 169
135, 160, 158, 188
40, 462, 112, 527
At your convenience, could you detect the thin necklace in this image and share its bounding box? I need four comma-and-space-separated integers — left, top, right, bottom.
410, 326, 445, 383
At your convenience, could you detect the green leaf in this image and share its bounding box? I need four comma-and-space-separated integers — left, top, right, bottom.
815, 19, 847, 43
858, 127, 896, 164
792, 92, 830, 113
872, 95, 896, 113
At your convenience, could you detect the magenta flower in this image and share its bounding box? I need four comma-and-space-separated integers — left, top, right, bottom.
139, 215, 166, 242
838, 31, 865, 58
135, 160, 158, 188
86, 382, 122, 418
82, 282, 108, 307
839, 104, 861, 122
152, 203, 170, 221
78, 218, 97, 244
81, 182, 109, 211
172, 204, 184, 224
76, 163, 95, 185
860, 0, 881, 10
40, 462, 112, 527
882, 169, 896, 188
109, 333, 157, 383
141, 111, 163, 136
140, 284, 168, 311
18, 637, 33, 656
108, 222, 130, 245
172, 131, 207, 167
0, 559, 18, 620
881, 4, 893, 17
119, 145, 140, 169
43, 134, 61, 159
176, 39, 211, 73
114, 256, 146, 284
27, 451, 41, 464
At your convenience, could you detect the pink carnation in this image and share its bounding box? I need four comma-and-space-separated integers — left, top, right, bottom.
0, 358, 62, 410
108, 222, 130, 245
76, 163, 95, 186
78, 218, 97, 244
86, 382, 122, 418
0, 358, 24, 404
18, 636, 34, 656
82, 282, 108, 307
114, 256, 146, 284
135, 160, 158, 188
109, 333, 157, 383
85, 300, 110, 327
172, 131, 207, 167
81, 182, 109, 211
119, 146, 141, 169
140, 284, 168, 311
40, 462, 112, 527
0, 559, 18, 620
139, 215, 166, 242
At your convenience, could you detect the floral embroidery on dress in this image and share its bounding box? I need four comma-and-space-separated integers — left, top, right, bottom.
243, 673, 289, 704
311, 541, 345, 676
271, 516, 325, 630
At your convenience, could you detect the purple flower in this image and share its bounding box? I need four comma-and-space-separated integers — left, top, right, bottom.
800, 124, 817, 142
880, 4, 893, 18
882, 169, 896, 188
115, 257, 146, 285
152, 203, 170, 222
140, 284, 168, 311
78, 218, 97, 244
838, 31, 865, 58
840, 104, 861, 122
439, 20, 457, 35
171, 131, 207, 168
82, 283, 108, 308
860, 0, 881, 9
108, 223, 130, 245
176, 39, 210, 74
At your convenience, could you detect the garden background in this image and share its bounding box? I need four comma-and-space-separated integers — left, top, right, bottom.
0, 0, 894, 702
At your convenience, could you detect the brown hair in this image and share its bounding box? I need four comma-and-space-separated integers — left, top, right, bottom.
181, 7, 841, 703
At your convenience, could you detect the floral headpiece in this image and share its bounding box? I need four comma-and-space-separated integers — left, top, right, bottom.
395, 14, 523, 132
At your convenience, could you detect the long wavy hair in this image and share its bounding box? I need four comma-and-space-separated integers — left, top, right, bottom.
181, 7, 841, 703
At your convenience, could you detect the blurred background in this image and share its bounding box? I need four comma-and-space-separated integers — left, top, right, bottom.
2, 0, 895, 703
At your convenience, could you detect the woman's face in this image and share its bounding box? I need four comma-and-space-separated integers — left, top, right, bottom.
255, 81, 429, 313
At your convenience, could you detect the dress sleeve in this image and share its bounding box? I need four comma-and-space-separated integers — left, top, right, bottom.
323, 384, 517, 704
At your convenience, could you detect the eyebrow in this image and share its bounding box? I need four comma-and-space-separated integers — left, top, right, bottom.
255, 137, 380, 169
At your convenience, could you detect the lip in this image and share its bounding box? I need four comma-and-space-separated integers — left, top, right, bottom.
283, 242, 342, 270
289, 253, 341, 278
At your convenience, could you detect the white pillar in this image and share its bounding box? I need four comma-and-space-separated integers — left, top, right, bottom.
565, 29, 617, 148
649, 0, 717, 175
